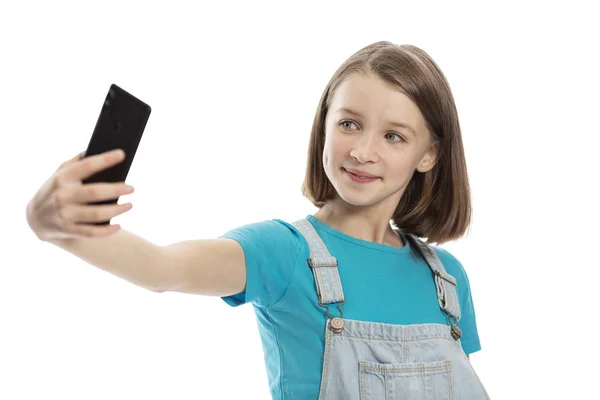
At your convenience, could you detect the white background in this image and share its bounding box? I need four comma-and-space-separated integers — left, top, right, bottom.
2, 0, 599, 398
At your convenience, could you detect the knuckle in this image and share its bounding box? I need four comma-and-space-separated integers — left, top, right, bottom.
74, 222, 93, 237
77, 224, 93, 237
87, 185, 99, 199
90, 226, 108, 237
76, 225, 93, 237
52, 173, 66, 188
53, 190, 67, 207
62, 221, 76, 233
82, 157, 96, 172
90, 208, 102, 220
57, 206, 69, 221
85, 227, 99, 237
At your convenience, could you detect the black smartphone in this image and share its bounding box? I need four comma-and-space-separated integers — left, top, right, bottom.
82, 84, 151, 225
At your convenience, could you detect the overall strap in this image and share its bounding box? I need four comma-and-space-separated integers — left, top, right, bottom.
403, 233, 462, 322
291, 218, 345, 304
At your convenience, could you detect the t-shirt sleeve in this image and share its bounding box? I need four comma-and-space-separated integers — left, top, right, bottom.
218, 219, 303, 309
435, 248, 482, 356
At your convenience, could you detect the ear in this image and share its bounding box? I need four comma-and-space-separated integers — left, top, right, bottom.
416, 140, 439, 173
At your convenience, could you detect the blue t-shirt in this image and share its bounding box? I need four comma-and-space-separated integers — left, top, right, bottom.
219, 215, 481, 399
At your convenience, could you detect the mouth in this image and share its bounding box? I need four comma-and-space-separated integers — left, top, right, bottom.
343, 168, 380, 183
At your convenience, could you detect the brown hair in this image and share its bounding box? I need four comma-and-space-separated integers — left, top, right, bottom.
301, 41, 472, 245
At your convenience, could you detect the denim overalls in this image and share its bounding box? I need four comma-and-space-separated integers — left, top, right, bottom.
291, 218, 490, 399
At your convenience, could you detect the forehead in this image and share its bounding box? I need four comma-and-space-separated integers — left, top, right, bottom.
329, 73, 424, 129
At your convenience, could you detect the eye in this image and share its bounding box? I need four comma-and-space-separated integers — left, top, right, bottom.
339, 120, 359, 131
386, 132, 405, 143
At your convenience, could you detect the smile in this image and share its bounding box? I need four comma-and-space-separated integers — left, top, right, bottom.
343, 168, 380, 183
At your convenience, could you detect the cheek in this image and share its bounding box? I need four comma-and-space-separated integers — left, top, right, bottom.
323, 131, 347, 167
322, 149, 329, 168
322, 131, 335, 167
322, 136, 330, 166
391, 160, 416, 180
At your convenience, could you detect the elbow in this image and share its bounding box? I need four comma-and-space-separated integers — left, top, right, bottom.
144, 286, 168, 293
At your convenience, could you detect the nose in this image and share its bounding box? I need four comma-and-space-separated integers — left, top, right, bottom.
349, 131, 379, 163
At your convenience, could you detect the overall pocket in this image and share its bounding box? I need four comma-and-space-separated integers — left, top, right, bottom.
359, 360, 454, 400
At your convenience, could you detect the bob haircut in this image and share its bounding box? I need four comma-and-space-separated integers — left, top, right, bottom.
301, 41, 472, 246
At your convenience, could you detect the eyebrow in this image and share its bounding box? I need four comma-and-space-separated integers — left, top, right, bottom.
336, 107, 417, 136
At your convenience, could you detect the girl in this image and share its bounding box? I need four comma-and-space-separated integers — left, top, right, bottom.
26, 41, 489, 399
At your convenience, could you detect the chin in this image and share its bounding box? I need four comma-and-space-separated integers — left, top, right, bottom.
333, 187, 380, 207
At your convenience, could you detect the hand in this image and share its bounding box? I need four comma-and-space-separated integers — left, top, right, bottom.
26, 149, 135, 241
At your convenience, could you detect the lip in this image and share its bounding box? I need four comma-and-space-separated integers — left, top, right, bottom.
343, 168, 380, 179
343, 168, 380, 184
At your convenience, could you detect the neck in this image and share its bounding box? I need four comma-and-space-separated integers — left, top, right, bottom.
313, 199, 404, 247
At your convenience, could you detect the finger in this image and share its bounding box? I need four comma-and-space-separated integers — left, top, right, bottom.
63, 221, 122, 238
66, 182, 135, 204
57, 151, 86, 172
62, 148, 126, 182
60, 202, 133, 224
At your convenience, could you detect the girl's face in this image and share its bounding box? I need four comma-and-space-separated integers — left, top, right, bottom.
322, 72, 438, 213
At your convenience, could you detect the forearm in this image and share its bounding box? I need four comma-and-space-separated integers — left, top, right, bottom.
47, 229, 170, 292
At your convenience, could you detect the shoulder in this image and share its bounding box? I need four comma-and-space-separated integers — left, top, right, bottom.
219, 219, 309, 308
219, 218, 310, 273
220, 218, 307, 249
429, 246, 472, 291
431, 246, 482, 354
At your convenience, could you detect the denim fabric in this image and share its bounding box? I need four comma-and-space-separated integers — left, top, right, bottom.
292, 218, 490, 400
405, 234, 462, 322
295, 218, 345, 303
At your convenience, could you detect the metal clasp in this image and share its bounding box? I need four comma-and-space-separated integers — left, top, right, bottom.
318, 299, 346, 333
434, 269, 456, 286
447, 314, 462, 340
